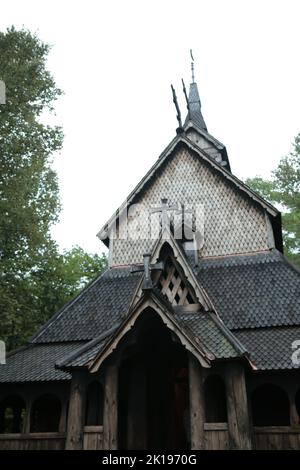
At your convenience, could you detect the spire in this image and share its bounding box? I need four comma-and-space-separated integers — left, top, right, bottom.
184, 82, 207, 131
184, 51, 207, 132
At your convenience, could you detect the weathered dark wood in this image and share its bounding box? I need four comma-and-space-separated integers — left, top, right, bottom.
0, 433, 66, 450
205, 429, 229, 449
225, 362, 252, 449
254, 426, 300, 450
127, 360, 147, 449
23, 399, 32, 434
65, 371, 86, 450
59, 400, 68, 433
188, 354, 205, 449
290, 394, 299, 426
204, 422, 228, 431
83, 425, 103, 450
103, 364, 118, 450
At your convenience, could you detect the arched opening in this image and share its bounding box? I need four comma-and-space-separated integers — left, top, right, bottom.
85, 381, 104, 426
118, 309, 190, 450
204, 375, 227, 422
251, 384, 290, 426
295, 389, 300, 423
0, 395, 26, 433
30, 394, 61, 432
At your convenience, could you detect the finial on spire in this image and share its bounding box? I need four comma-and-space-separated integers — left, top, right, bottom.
190, 49, 195, 83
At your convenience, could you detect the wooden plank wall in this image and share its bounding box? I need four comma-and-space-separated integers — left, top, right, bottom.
204, 425, 300, 450
254, 427, 300, 450
83, 426, 103, 450
204, 424, 229, 450
2, 427, 300, 450
0, 433, 66, 450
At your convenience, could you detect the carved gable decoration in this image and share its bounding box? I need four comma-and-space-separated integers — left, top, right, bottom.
156, 255, 197, 306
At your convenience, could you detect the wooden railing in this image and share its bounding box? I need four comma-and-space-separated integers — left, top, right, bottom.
83, 425, 103, 450
2, 425, 299, 450
254, 426, 300, 450
0, 433, 66, 450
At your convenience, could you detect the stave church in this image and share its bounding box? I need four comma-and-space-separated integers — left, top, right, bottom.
1, 64, 300, 450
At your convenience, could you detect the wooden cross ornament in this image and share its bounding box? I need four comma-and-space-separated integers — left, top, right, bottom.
131, 253, 164, 290
151, 198, 177, 230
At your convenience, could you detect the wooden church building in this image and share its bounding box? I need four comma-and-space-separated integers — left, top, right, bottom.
1, 70, 300, 451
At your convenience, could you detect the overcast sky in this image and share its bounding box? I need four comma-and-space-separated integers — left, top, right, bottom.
1, 0, 300, 253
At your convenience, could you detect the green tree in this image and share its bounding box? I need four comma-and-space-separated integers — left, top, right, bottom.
0, 27, 107, 350
246, 134, 300, 267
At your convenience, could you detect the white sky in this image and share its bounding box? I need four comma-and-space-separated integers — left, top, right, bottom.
1, 0, 300, 254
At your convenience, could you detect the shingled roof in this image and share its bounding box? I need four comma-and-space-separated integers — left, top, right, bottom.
97, 138, 282, 252
175, 312, 246, 360
57, 305, 245, 371
1, 249, 299, 381
31, 268, 142, 343
0, 342, 82, 382
196, 250, 300, 330
235, 327, 300, 370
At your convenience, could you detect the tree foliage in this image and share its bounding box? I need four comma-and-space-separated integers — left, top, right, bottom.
0, 27, 107, 350
246, 134, 300, 267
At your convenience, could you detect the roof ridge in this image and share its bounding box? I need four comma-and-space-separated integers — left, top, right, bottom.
278, 251, 300, 276
207, 312, 248, 356
198, 249, 283, 269
55, 324, 119, 370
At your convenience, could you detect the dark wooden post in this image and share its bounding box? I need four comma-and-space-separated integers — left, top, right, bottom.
66, 371, 86, 450
289, 391, 299, 426
188, 354, 205, 450
23, 398, 32, 434
59, 400, 68, 433
103, 364, 118, 450
225, 362, 252, 449
127, 359, 147, 449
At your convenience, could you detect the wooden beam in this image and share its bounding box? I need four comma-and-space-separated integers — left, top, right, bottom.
127, 359, 147, 449
59, 400, 68, 434
103, 364, 118, 450
289, 393, 299, 427
65, 371, 86, 450
188, 354, 205, 449
225, 363, 252, 449
23, 398, 32, 434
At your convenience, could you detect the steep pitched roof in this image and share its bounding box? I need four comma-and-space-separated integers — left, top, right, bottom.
196, 250, 300, 330
88, 286, 248, 373
56, 307, 246, 372
1, 249, 299, 381
0, 342, 81, 382
97, 136, 282, 251
55, 326, 117, 370
184, 120, 231, 171
31, 268, 142, 344
175, 312, 247, 360
235, 327, 300, 370
56, 235, 247, 372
